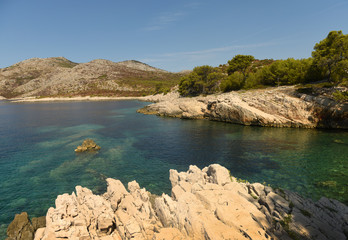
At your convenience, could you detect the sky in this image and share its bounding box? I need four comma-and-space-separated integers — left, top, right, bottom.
0, 0, 347, 72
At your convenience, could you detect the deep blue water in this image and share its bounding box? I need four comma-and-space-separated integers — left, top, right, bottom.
0, 100, 347, 238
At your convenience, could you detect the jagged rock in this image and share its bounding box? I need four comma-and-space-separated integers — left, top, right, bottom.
6, 212, 35, 240
75, 138, 101, 152
139, 86, 348, 129
18, 164, 348, 240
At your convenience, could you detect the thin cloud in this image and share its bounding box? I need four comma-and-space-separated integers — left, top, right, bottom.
142, 2, 202, 31
152, 41, 279, 59
143, 11, 185, 31
138, 41, 282, 71
143, 26, 163, 31
139, 40, 285, 71
309, 1, 348, 17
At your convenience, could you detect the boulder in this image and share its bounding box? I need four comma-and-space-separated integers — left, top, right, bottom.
6, 212, 34, 240
75, 139, 101, 153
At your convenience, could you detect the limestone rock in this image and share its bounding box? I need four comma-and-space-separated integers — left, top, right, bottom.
138, 86, 348, 129
75, 138, 101, 152
18, 164, 348, 240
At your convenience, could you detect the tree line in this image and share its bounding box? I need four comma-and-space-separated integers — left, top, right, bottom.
179, 30, 348, 97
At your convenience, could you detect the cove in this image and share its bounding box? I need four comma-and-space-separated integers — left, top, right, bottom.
0, 100, 347, 238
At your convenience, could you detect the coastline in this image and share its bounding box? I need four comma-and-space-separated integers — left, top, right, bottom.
138, 86, 348, 129
7, 96, 149, 103
3, 86, 348, 129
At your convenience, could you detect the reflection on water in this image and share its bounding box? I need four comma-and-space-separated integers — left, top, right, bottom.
0, 100, 347, 239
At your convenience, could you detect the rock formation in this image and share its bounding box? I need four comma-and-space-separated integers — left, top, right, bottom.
75, 139, 101, 153
6, 213, 45, 240
138, 86, 348, 129
13, 164, 347, 240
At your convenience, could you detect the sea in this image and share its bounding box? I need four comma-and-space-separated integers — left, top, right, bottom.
0, 100, 347, 239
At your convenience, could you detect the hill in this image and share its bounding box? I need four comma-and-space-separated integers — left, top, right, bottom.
0, 57, 183, 98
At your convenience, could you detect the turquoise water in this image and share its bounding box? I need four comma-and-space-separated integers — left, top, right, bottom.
0, 100, 347, 238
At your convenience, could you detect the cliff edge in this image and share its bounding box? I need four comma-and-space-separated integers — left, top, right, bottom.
12, 164, 347, 240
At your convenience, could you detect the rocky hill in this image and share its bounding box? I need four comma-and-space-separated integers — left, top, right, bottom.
0, 57, 183, 98
7, 164, 348, 240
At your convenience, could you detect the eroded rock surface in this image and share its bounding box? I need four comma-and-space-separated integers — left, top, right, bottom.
139, 86, 348, 129
25, 164, 347, 240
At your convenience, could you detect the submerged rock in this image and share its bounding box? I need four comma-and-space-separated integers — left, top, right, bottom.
11, 164, 348, 240
75, 139, 101, 153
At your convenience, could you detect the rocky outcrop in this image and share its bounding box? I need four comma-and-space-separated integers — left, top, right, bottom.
75, 139, 101, 153
139, 86, 348, 128
6, 213, 45, 240
25, 164, 347, 240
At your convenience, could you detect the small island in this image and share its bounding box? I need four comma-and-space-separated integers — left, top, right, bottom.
75, 139, 101, 153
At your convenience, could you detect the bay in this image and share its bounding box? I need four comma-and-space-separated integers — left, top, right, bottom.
0, 100, 347, 239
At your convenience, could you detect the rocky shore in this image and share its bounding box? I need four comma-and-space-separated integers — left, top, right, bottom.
8, 164, 348, 240
138, 86, 348, 129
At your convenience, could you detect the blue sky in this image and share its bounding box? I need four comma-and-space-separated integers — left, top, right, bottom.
0, 0, 347, 72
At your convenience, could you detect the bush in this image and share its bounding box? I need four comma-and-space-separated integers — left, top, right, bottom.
220, 72, 244, 92
178, 66, 223, 96
244, 71, 263, 89
332, 90, 348, 102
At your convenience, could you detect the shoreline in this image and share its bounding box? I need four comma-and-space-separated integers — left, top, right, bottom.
138, 87, 348, 129
6, 96, 150, 103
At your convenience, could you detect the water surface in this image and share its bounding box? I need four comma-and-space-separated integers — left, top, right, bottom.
0, 100, 347, 238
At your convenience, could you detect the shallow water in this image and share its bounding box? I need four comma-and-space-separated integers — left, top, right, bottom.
0, 100, 347, 238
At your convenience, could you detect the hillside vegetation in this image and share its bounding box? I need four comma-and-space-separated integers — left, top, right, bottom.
179, 30, 348, 102
0, 57, 183, 98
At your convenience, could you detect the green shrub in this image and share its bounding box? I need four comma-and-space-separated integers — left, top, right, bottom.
332, 90, 348, 102
178, 65, 223, 96
220, 72, 244, 92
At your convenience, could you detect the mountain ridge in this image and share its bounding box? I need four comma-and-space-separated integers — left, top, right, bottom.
0, 57, 182, 98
